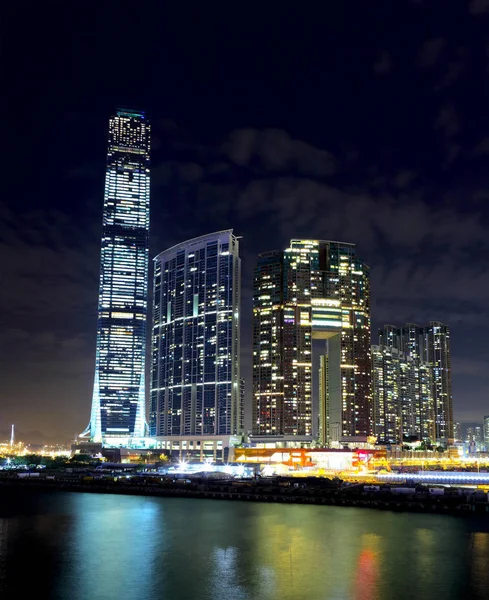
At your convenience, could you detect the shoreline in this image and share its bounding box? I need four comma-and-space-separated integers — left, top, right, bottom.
1, 478, 488, 517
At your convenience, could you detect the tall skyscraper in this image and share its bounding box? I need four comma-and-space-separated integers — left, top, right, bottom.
474, 426, 483, 445
81, 109, 150, 445
378, 322, 453, 444
253, 239, 371, 445
372, 339, 434, 444
372, 345, 403, 444
150, 230, 241, 455
423, 322, 453, 443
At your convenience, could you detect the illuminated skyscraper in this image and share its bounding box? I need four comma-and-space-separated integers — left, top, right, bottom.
372, 341, 434, 444
372, 345, 403, 444
150, 231, 241, 456
378, 322, 453, 444
81, 108, 150, 445
253, 240, 372, 445
453, 421, 462, 443
422, 322, 453, 443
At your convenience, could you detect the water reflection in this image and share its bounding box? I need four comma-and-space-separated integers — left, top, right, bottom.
0, 491, 487, 600
353, 534, 380, 600
469, 532, 489, 598
58, 494, 160, 600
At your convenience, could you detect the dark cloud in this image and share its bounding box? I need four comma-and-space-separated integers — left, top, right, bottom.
222, 129, 337, 177
373, 52, 392, 74
393, 171, 417, 189
474, 137, 489, 155
434, 48, 468, 90
469, 0, 489, 15
435, 104, 460, 138
418, 38, 446, 68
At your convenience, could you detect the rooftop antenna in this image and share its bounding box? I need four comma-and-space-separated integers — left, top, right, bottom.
10, 424, 14, 447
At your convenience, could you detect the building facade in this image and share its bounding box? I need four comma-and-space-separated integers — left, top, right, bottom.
81, 108, 150, 445
253, 239, 372, 445
150, 230, 241, 449
453, 422, 462, 443
372, 345, 403, 444
423, 322, 453, 443
378, 322, 453, 444
372, 341, 434, 444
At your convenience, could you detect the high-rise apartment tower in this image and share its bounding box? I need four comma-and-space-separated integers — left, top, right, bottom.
150, 231, 241, 455
372, 341, 434, 444
378, 322, 453, 444
253, 239, 372, 445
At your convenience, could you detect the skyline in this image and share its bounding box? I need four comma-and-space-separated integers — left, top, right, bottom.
3, 2, 489, 441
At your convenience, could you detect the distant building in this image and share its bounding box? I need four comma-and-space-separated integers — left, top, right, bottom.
475, 426, 483, 445
81, 108, 151, 446
150, 230, 242, 459
252, 239, 371, 446
484, 416, 489, 450
453, 422, 462, 443
378, 322, 453, 444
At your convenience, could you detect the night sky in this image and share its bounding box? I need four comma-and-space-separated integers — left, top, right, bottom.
3, 1, 489, 442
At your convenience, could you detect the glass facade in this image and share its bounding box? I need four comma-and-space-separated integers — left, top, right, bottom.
253, 240, 372, 442
82, 109, 150, 444
150, 230, 241, 437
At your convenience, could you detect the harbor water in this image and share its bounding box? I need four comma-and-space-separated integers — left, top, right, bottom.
0, 490, 488, 600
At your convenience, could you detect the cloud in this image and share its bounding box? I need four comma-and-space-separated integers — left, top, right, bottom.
474, 137, 489, 155
373, 52, 392, 74
469, 0, 489, 14
435, 62, 464, 90
393, 170, 416, 189
222, 129, 337, 177
418, 38, 446, 68
434, 104, 460, 138
227, 177, 484, 255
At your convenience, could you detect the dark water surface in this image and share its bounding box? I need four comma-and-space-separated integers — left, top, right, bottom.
0, 490, 488, 600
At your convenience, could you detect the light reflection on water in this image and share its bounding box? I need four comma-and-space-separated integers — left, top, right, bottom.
0, 491, 487, 600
